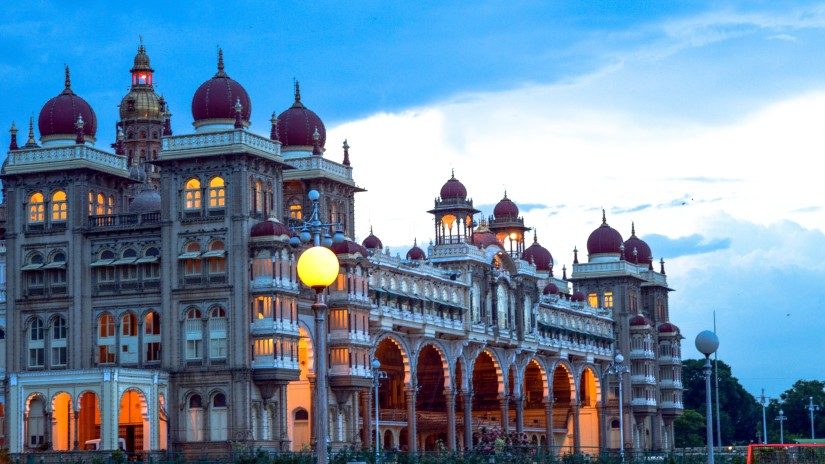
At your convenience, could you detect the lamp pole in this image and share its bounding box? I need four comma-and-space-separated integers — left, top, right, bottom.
293, 190, 345, 464
695, 330, 719, 464
608, 353, 628, 463
776, 409, 787, 444
760, 390, 768, 444
808, 397, 819, 440
372, 359, 387, 463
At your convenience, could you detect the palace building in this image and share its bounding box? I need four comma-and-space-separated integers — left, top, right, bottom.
0, 44, 683, 455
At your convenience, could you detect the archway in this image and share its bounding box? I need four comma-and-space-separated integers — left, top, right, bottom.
51, 392, 73, 450
293, 408, 310, 450
26, 395, 46, 450
416, 344, 448, 448
78, 392, 100, 450
287, 325, 313, 451
551, 364, 574, 450
374, 337, 409, 449
119, 389, 148, 452
523, 359, 546, 433
578, 368, 600, 451
472, 350, 501, 442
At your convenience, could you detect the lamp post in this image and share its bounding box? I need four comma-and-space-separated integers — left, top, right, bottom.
372, 359, 388, 463
808, 397, 819, 440
607, 353, 628, 463
293, 190, 344, 464
695, 330, 719, 464
760, 390, 768, 444
776, 409, 787, 444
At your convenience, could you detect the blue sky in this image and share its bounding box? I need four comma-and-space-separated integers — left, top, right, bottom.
3, 1, 825, 404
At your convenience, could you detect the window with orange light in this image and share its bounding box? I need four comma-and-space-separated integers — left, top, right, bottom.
588, 293, 598, 308
28, 192, 45, 223
603, 292, 614, 308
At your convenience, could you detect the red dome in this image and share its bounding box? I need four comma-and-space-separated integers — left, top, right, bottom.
362, 228, 383, 249
493, 192, 519, 218
587, 211, 624, 255
191, 50, 252, 124
406, 244, 426, 260
543, 283, 559, 295
658, 322, 680, 333
572, 291, 585, 302
629, 314, 654, 327
251, 218, 291, 238
330, 239, 368, 257
277, 81, 326, 148
472, 231, 502, 249
522, 234, 553, 272
38, 67, 97, 140
624, 223, 653, 264
440, 171, 467, 199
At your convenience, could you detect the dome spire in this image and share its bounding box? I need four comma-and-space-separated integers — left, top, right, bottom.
631, 221, 636, 237
342, 139, 350, 166
270, 112, 280, 141
233, 98, 244, 129
295, 80, 301, 102
312, 127, 321, 155
601, 208, 607, 225
75, 114, 85, 144
213, 47, 228, 78
24, 115, 38, 148
62, 65, 74, 95
8, 121, 18, 151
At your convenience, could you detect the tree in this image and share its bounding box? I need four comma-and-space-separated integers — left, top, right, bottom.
676, 359, 762, 445
674, 409, 706, 448
764, 380, 825, 442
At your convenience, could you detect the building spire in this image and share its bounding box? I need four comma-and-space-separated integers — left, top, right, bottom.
24, 115, 38, 148
218, 47, 224, 72
270, 112, 280, 141
75, 114, 85, 144
295, 80, 301, 102
9, 121, 18, 151
312, 126, 321, 156
234, 98, 244, 129
62, 65, 74, 95
631, 221, 636, 236
601, 208, 607, 225
342, 139, 350, 166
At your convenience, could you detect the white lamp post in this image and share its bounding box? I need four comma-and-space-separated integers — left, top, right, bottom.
696, 330, 719, 464
293, 190, 344, 464
372, 358, 387, 463
760, 390, 768, 444
608, 353, 628, 463
776, 409, 787, 444
808, 397, 819, 440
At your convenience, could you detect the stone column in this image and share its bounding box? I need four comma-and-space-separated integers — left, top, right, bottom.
73, 409, 79, 450
45, 410, 52, 450
351, 390, 361, 447
651, 413, 661, 450
279, 384, 290, 450
499, 395, 509, 433
361, 389, 372, 449
444, 388, 456, 450
544, 398, 554, 453
405, 386, 417, 452
572, 400, 581, 453
308, 375, 317, 449
463, 391, 473, 450
514, 397, 524, 434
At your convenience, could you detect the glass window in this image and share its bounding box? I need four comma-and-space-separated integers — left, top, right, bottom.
29, 319, 45, 368
208, 177, 225, 208
144, 312, 161, 362
51, 190, 67, 221
28, 192, 45, 223
184, 178, 202, 210
98, 314, 115, 364
185, 308, 203, 360
603, 292, 613, 308
51, 317, 67, 366
184, 242, 201, 276
96, 193, 105, 215
187, 395, 204, 442
207, 241, 226, 274
209, 307, 227, 359
587, 293, 598, 308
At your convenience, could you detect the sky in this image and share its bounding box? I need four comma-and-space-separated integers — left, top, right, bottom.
2, 1, 825, 403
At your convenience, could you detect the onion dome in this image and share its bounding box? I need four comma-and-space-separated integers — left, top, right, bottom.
251, 217, 291, 239
624, 222, 653, 265
572, 291, 585, 302
191, 49, 251, 130
38, 66, 98, 145
542, 283, 559, 295
522, 231, 553, 272
586, 209, 624, 256
277, 81, 326, 150
658, 322, 680, 334
406, 239, 426, 260
471, 219, 503, 249
493, 191, 519, 219
129, 163, 147, 182
362, 227, 383, 250
128, 187, 161, 213
439, 169, 467, 200
120, 42, 163, 121
330, 239, 368, 257
629, 314, 654, 327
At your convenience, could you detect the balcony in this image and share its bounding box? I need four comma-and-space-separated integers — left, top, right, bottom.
88, 212, 161, 230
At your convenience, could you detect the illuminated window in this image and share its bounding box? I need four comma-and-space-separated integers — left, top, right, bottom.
289, 199, 302, 220
253, 296, 272, 320
95, 193, 105, 215
97, 314, 115, 364
88, 192, 93, 216
184, 178, 202, 210
185, 308, 203, 360
603, 292, 613, 308
28, 192, 45, 223
144, 311, 161, 362
208, 177, 225, 208
254, 180, 264, 213
107, 195, 115, 215
588, 293, 598, 308
50, 190, 67, 221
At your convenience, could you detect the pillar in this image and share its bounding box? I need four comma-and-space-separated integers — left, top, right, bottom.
499, 395, 509, 433
279, 384, 290, 450
544, 398, 554, 452
444, 388, 456, 450
405, 386, 417, 452
45, 410, 52, 450
572, 400, 581, 453
361, 389, 372, 450
463, 391, 473, 450
351, 390, 361, 446
514, 397, 524, 434
73, 409, 79, 450
308, 375, 317, 449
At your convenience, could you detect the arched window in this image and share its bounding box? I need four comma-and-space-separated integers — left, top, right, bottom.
182, 242, 202, 277
208, 177, 225, 208
121, 313, 138, 364
144, 311, 161, 362
23, 253, 45, 294
51, 316, 67, 366
141, 246, 161, 280
253, 179, 264, 214
28, 192, 45, 223
288, 198, 302, 220
28, 318, 45, 368
27, 397, 46, 447
208, 307, 227, 359
210, 393, 228, 441
119, 248, 138, 281
266, 182, 273, 215
97, 314, 115, 364
96, 193, 105, 215
95, 249, 116, 284
185, 308, 203, 360
206, 241, 226, 275
88, 192, 94, 216
186, 394, 204, 442
107, 195, 115, 215
51, 190, 67, 222
184, 178, 202, 210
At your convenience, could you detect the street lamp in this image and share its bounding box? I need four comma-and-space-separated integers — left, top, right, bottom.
293, 189, 344, 464
808, 397, 820, 440
696, 330, 719, 464
760, 390, 768, 444
371, 359, 388, 463
607, 353, 628, 463
776, 409, 787, 444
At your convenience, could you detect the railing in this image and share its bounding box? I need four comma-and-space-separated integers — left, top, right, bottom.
88, 211, 161, 229
4, 144, 128, 174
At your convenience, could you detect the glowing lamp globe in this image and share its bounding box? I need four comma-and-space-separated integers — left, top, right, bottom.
297, 246, 339, 291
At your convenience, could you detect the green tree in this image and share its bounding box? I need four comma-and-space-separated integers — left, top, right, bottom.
764, 380, 825, 442
676, 359, 761, 445
674, 409, 706, 448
